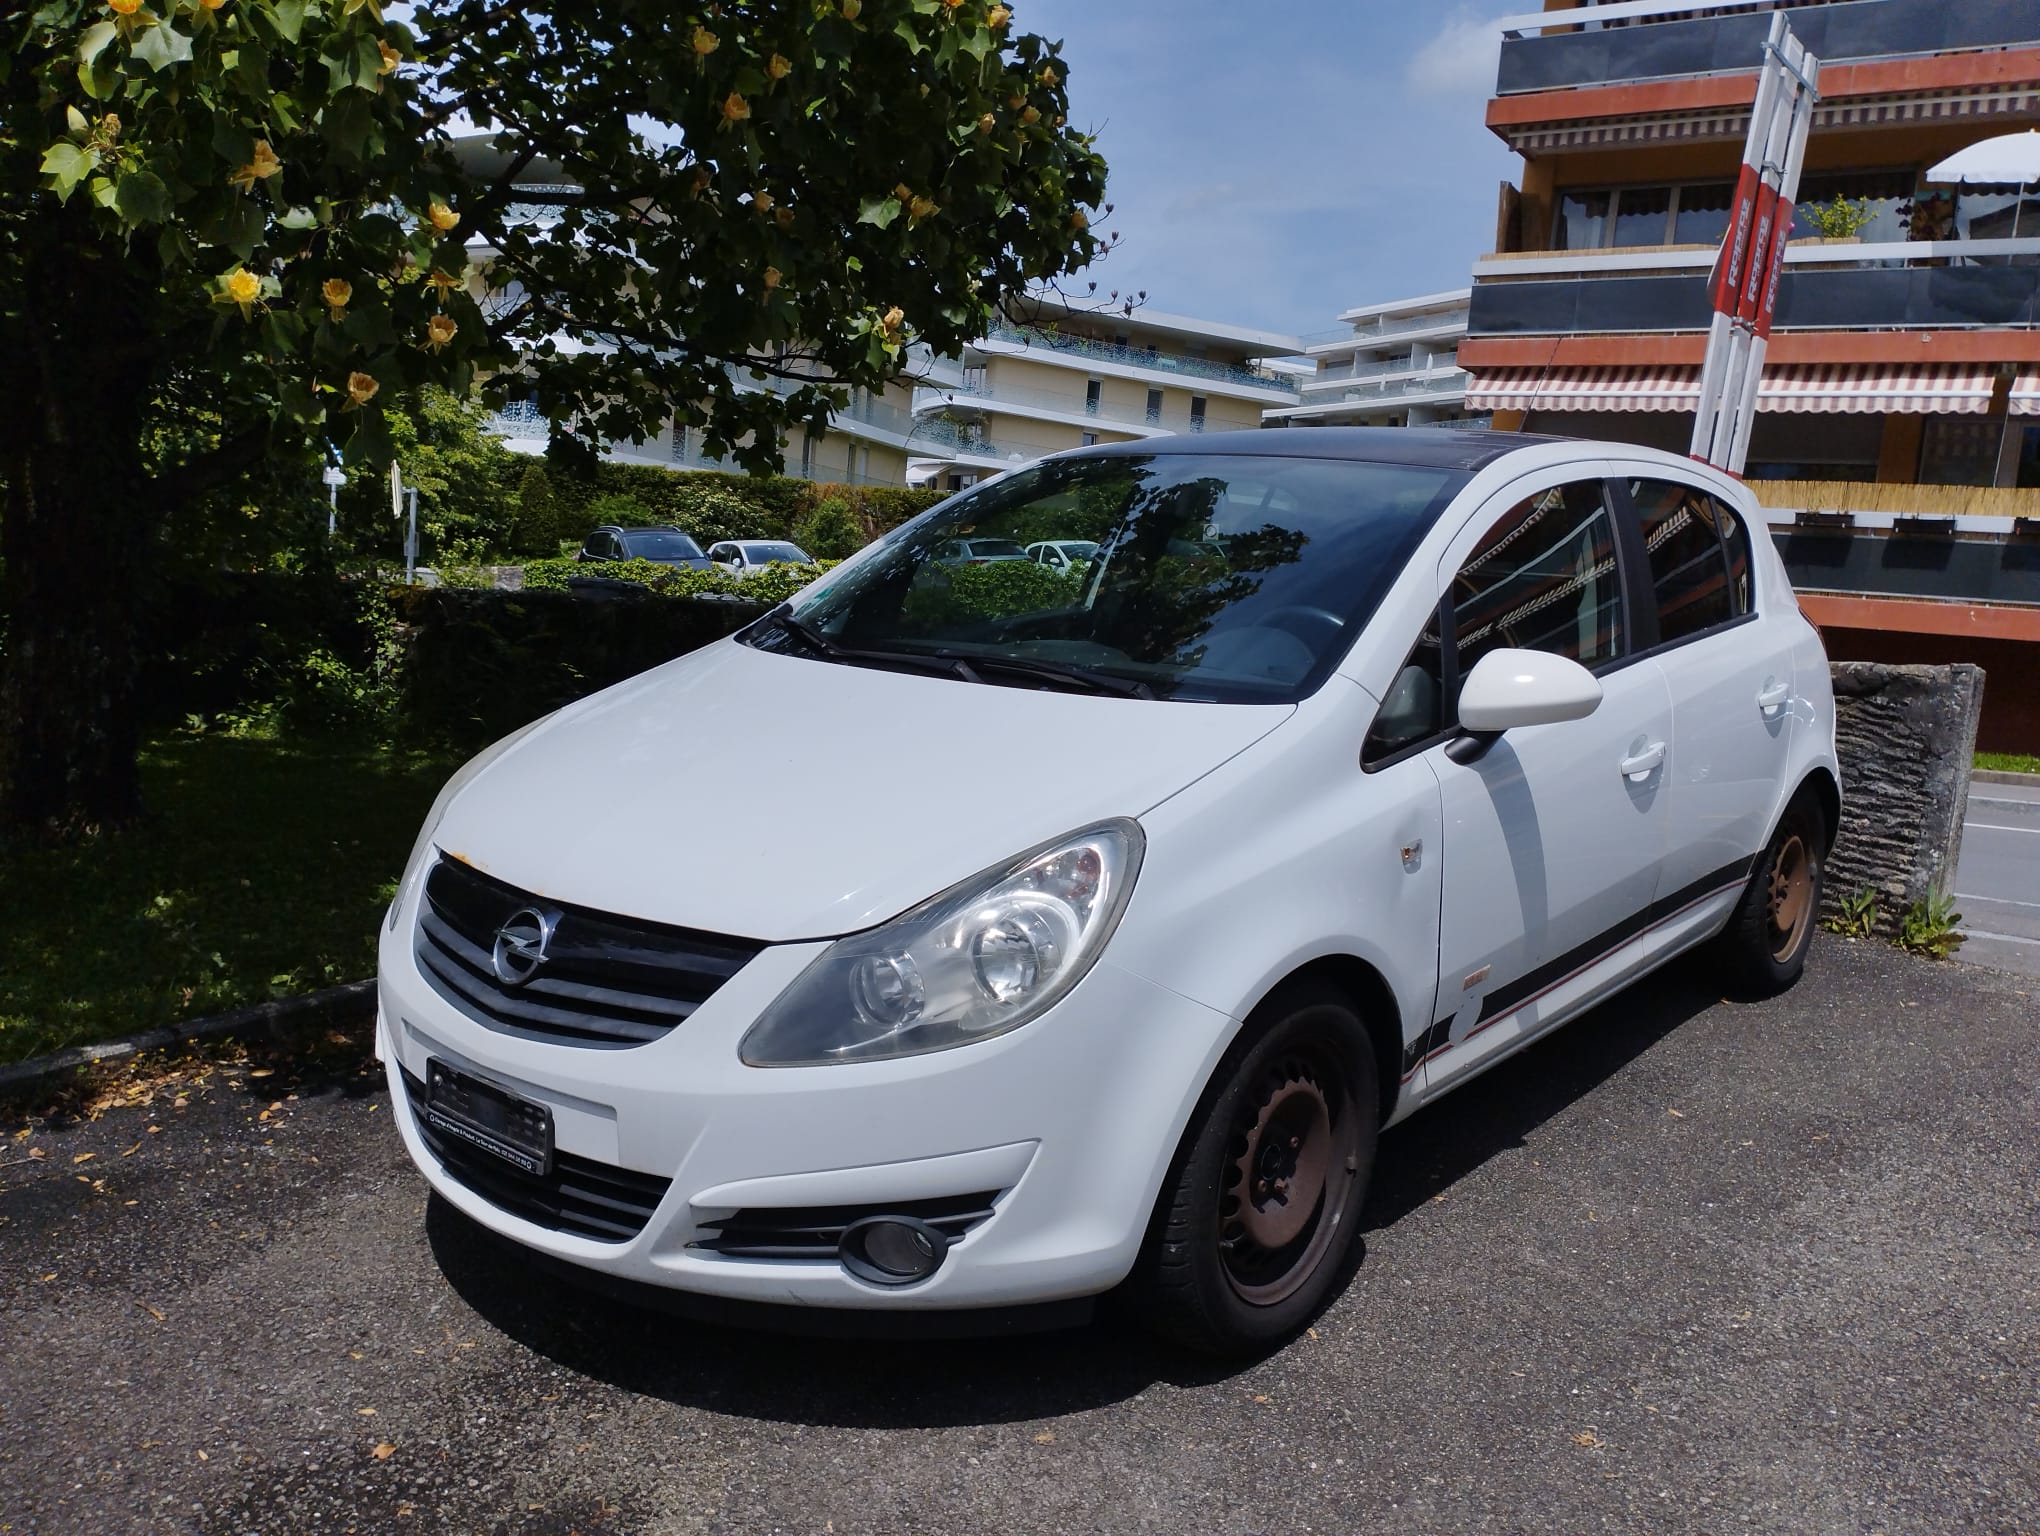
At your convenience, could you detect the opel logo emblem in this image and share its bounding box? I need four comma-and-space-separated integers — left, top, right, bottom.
491, 907, 556, 987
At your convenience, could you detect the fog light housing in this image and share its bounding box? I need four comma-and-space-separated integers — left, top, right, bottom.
839, 1215, 950, 1287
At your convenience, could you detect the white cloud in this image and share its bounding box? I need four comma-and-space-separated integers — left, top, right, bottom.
1408, 12, 1505, 98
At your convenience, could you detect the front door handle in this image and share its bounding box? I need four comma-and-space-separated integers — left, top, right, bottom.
1756, 678, 1790, 716
1619, 741, 1665, 780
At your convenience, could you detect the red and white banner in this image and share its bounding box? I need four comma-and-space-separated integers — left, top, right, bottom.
1690, 12, 1820, 476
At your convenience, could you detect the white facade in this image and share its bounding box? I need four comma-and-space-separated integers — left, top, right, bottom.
1266, 289, 1477, 430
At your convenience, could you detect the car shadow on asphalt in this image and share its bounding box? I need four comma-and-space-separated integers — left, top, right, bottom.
425, 955, 1728, 1429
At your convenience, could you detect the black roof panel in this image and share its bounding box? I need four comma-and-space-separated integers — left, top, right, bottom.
1070, 426, 1570, 473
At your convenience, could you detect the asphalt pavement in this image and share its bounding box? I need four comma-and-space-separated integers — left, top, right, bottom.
1956, 775, 2040, 979
2, 937, 2035, 1536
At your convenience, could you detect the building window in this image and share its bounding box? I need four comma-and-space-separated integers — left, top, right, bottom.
1081, 431, 1099, 446
670, 421, 690, 463
1918, 415, 2002, 487
1793, 171, 1913, 244
1190, 396, 1207, 433
1671, 182, 1737, 246
799, 431, 816, 479
1085, 378, 1102, 415
1146, 388, 1163, 424
1553, 190, 1611, 250
1610, 186, 1673, 247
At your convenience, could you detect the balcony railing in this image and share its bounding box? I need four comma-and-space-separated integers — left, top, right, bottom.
904, 416, 1074, 463
1286, 370, 1471, 410
1496, 0, 2040, 95
978, 323, 1300, 397
913, 377, 1226, 435
1469, 238, 2040, 335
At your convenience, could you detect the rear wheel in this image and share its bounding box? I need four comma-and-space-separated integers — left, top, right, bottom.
1138, 984, 1378, 1355
1716, 796, 1827, 995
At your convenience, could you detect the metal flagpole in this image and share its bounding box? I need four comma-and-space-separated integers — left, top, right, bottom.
1725, 31, 1819, 476
1691, 11, 1789, 464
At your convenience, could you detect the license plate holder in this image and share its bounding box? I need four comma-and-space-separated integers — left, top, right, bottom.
424, 1059, 554, 1178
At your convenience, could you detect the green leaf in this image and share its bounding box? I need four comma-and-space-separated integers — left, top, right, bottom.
321, 89, 377, 162
77, 51, 118, 100
277, 205, 318, 230
857, 195, 902, 229
271, 0, 307, 43
961, 29, 992, 61
131, 21, 195, 72
39, 142, 98, 202
78, 19, 118, 68
893, 19, 927, 54
344, 405, 394, 466
114, 169, 174, 224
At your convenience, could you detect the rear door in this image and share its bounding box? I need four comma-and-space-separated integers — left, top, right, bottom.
1421, 466, 1675, 1092
1618, 473, 1792, 908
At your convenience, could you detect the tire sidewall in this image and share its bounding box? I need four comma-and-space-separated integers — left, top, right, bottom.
1162, 989, 1380, 1348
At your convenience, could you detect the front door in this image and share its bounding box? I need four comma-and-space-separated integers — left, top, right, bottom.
1422, 470, 1674, 1092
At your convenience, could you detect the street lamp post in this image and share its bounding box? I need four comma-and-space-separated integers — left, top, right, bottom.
321, 464, 346, 540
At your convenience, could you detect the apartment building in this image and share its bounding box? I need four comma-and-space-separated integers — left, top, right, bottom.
905, 294, 1304, 490
1462, 0, 2040, 747
1264, 290, 1475, 429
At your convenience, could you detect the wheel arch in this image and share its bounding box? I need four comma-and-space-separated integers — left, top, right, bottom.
1244, 954, 1406, 1128
1787, 765, 1841, 854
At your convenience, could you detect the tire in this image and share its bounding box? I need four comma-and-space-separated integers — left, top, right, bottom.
1715, 795, 1827, 996
1136, 982, 1379, 1356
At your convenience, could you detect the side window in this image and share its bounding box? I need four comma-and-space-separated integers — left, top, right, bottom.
1717, 497, 1754, 617
1451, 479, 1625, 687
1630, 478, 1735, 643
1362, 606, 1446, 766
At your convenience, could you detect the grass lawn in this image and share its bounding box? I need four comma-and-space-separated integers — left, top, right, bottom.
1975, 751, 2040, 776
0, 735, 456, 1066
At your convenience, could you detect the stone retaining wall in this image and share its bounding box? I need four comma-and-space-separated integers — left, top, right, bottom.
1826, 660, 1985, 930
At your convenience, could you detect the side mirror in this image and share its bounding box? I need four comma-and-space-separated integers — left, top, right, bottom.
1448, 648, 1602, 762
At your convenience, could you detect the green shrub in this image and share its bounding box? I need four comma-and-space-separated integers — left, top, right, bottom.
585, 492, 658, 527
668, 484, 767, 546
510, 462, 560, 555
522, 555, 833, 607
791, 497, 865, 560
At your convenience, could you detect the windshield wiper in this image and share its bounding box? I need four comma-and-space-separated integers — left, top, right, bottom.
760, 607, 982, 681
939, 651, 1154, 699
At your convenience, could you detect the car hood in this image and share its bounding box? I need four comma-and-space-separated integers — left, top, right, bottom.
431, 638, 1292, 941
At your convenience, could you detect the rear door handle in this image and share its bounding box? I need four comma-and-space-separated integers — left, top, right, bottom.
1757, 678, 1790, 715
1620, 741, 1665, 780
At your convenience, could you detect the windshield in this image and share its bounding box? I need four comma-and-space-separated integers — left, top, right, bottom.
743, 543, 811, 564
745, 452, 1466, 703
621, 530, 705, 560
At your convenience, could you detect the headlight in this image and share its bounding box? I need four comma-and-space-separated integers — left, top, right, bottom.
740, 820, 1144, 1066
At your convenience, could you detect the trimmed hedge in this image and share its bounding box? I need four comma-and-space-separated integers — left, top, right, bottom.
389, 585, 767, 748
523, 556, 834, 608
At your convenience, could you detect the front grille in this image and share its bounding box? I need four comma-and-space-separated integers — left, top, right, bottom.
414, 855, 765, 1048
691, 1192, 1002, 1260
402, 1068, 671, 1242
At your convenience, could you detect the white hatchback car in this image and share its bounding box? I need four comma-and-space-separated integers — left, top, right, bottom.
379, 429, 1838, 1353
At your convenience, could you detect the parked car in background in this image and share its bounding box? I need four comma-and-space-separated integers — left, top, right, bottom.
382, 428, 1838, 1355
935, 537, 1030, 566
577, 526, 714, 570
1026, 539, 1099, 573
708, 540, 816, 577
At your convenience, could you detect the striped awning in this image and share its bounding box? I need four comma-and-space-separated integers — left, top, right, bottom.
2011, 367, 2040, 419
1466, 364, 1998, 416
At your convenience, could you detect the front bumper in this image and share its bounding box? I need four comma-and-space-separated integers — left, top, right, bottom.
378, 911, 1235, 1311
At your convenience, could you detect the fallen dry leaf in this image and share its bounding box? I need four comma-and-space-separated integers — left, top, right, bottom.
372, 1442, 396, 1460
1252, 1394, 1271, 1405
1032, 1430, 1055, 1444
1666, 1108, 1685, 1119
72, 1153, 96, 1164
196, 1450, 208, 1462
357, 1407, 377, 1416
1572, 1430, 1605, 1449
27, 1147, 45, 1160
122, 1143, 142, 1157
137, 1301, 165, 1323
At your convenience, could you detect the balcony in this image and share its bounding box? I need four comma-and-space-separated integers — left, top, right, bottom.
1468, 237, 2040, 336
1293, 368, 1471, 406
910, 377, 1229, 438
1496, 0, 2040, 96
902, 416, 1070, 466
977, 323, 1301, 400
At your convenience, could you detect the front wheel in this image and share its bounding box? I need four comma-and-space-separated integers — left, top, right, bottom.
1136, 984, 1379, 1355
1715, 796, 1827, 995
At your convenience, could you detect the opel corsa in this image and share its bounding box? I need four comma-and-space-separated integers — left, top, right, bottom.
379, 428, 1838, 1353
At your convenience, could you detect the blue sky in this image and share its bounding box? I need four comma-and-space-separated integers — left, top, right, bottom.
1018, 0, 1527, 339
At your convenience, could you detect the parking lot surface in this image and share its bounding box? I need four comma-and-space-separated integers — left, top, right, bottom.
2, 937, 2035, 1536
1958, 776, 2040, 980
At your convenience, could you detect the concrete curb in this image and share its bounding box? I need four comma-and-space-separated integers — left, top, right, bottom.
1972, 769, 2040, 787
0, 979, 376, 1105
